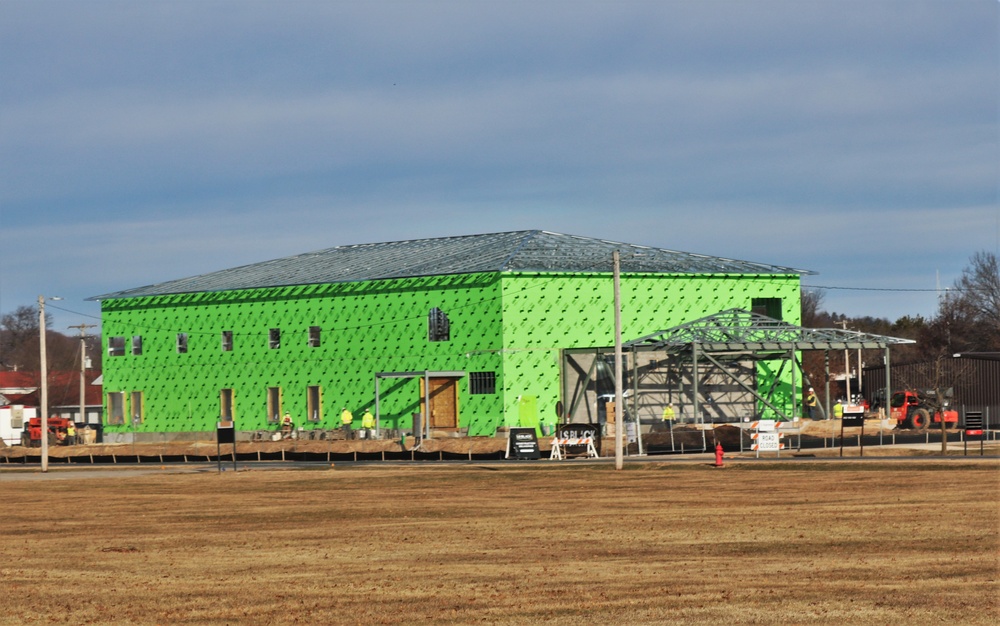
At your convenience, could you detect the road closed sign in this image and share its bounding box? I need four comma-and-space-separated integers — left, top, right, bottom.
753, 432, 781, 451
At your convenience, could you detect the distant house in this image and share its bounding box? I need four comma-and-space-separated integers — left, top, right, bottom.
0, 370, 103, 426
0, 371, 37, 405
92, 230, 809, 439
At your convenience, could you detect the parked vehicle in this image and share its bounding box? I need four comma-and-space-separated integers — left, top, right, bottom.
22, 415, 75, 447
889, 389, 959, 431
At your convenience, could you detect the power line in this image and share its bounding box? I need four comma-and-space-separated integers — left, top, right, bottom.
804, 285, 944, 293
804, 284, 996, 294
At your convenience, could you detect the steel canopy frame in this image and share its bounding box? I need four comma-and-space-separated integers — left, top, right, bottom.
624, 309, 915, 423
373, 371, 466, 440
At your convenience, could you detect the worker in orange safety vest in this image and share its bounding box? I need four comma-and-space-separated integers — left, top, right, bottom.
280, 412, 294, 439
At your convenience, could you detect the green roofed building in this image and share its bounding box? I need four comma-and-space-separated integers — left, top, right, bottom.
92, 230, 809, 440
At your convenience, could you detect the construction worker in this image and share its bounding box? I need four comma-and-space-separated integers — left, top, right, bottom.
804, 387, 820, 420
280, 412, 294, 439
833, 399, 844, 420
66, 421, 77, 446
660, 405, 676, 431
340, 407, 354, 440
361, 408, 375, 439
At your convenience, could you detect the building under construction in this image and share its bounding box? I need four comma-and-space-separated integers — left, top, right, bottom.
93, 231, 816, 441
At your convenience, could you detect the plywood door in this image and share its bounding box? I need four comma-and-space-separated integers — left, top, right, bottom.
425, 377, 458, 429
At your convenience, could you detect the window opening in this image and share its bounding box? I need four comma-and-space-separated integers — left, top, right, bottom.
751, 298, 783, 321
108, 336, 125, 357
130, 391, 144, 424
220, 388, 235, 424
269, 328, 281, 349
308, 326, 321, 348
176, 333, 189, 353
428, 307, 450, 342
307, 385, 322, 422
221, 330, 233, 352
267, 387, 282, 423
131, 336, 142, 356
107, 392, 125, 425
469, 372, 496, 395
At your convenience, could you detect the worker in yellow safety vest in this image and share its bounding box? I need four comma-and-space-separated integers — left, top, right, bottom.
340, 407, 354, 440
361, 409, 375, 439
661, 405, 676, 430
66, 421, 77, 446
804, 387, 821, 420
280, 412, 294, 439
833, 399, 844, 420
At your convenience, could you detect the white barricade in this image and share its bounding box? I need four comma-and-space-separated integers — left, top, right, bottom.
550, 436, 599, 460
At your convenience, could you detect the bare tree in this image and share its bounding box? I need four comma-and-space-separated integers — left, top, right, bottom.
926, 251, 1000, 353
1, 305, 41, 370
800, 289, 826, 328
0, 305, 79, 372
892, 353, 970, 454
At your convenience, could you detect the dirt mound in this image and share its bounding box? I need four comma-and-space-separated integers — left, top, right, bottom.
799, 418, 898, 437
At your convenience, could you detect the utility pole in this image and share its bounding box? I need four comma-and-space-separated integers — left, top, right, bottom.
39, 296, 49, 473
69, 324, 96, 429
38, 295, 62, 472
613, 251, 624, 471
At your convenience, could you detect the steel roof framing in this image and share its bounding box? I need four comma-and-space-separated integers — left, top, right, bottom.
92, 231, 813, 300
613, 309, 915, 423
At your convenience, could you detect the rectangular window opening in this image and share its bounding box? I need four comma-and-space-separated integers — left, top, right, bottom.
751, 298, 783, 321
108, 336, 125, 357
428, 307, 450, 342
267, 387, 282, 423
307, 385, 322, 422
107, 392, 125, 425
469, 372, 497, 395
308, 326, 321, 348
131, 336, 142, 356
176, 333, 189, 353
130, 391, 144, 424
220, 388, 235, 424
269, 328, 281, 349
221, 330, 233, 352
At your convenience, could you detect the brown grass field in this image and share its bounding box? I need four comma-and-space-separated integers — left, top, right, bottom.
1, 459, 997, 625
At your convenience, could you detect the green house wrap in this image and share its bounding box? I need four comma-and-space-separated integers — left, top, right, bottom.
92, 231, 807, 438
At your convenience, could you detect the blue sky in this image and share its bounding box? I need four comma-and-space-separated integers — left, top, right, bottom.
2, 0, 997, 333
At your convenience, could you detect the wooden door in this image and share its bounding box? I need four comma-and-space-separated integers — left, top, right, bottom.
424, 377, 458, 429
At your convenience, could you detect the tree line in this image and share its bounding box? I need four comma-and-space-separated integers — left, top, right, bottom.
0, 306, 102, 374
800, 251, 1000, 400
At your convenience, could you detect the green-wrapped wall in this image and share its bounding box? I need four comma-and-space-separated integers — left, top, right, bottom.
101, 273, 506, 436
100, 270, 800, 437
497, 273, 802, 429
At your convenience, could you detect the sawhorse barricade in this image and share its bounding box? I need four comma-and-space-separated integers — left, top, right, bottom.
550, 437, 599, 460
